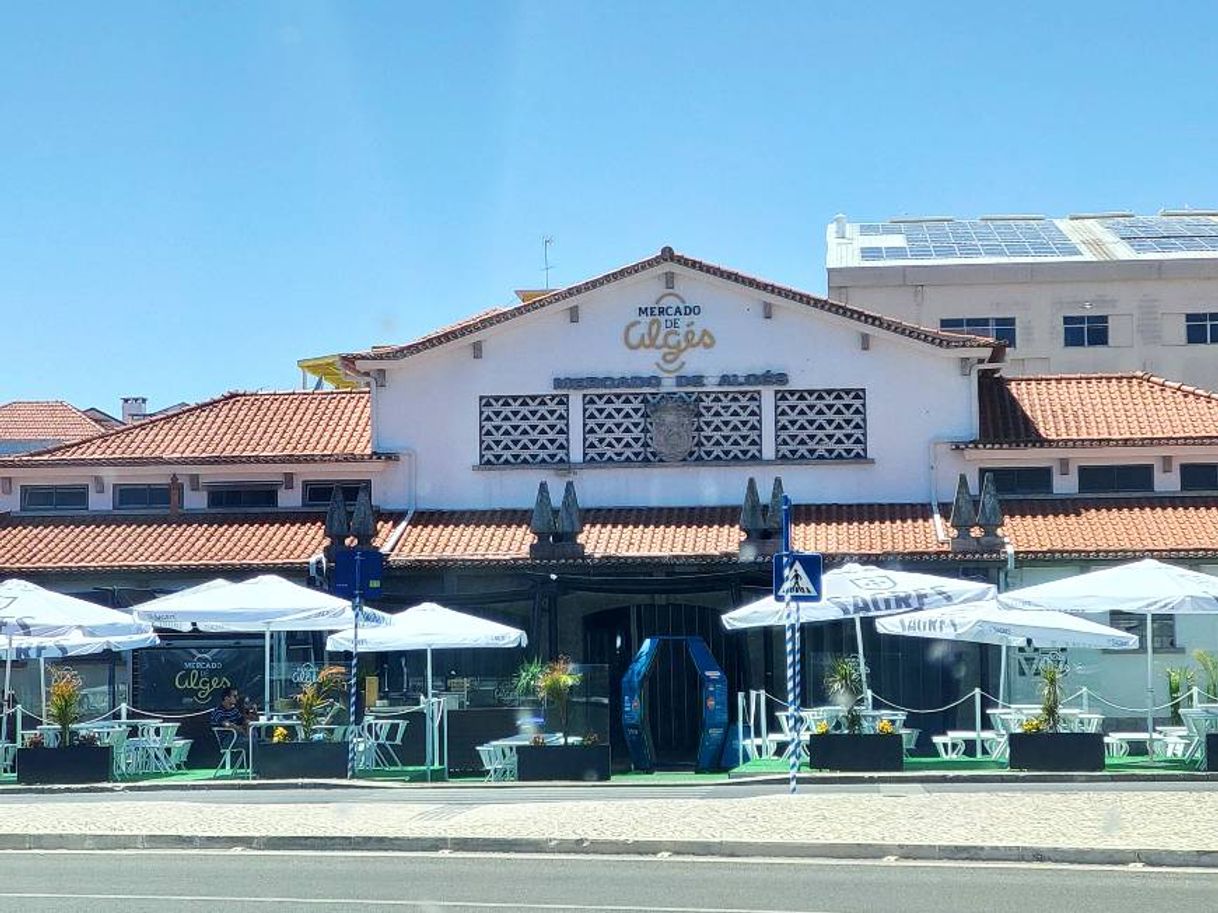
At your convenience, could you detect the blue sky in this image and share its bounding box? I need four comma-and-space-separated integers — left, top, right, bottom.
3, 3, 1217, 412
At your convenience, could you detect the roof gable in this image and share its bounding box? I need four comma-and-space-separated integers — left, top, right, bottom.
343, 247, 1003, 368
2, 389, 380, 467
976, 372, 1218, 447
0, 401, 108, 443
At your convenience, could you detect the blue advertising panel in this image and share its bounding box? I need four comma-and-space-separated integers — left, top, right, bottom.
620, 636, 729, 773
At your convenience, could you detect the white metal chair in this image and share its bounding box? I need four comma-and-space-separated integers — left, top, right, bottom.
168, 739, 193, 771
213, 727, 247, 777
367, 719, 408, 769
0, 742, 16, 774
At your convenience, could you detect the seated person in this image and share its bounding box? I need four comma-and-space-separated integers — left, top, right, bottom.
210, 687, 247, 733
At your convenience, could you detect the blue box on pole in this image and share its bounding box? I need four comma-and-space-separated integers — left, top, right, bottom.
332, 548, 384, 599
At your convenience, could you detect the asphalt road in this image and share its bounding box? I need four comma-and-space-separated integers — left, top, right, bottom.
0, 850, 1211, 913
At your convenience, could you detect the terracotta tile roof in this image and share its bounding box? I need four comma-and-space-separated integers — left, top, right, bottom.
0, 512, 401, 573
975, 372, 1218, 447
343, 248, 1002, 368
388, 504, 954, 566
0, 401, 108, 443
0, 389, 386, 467
1000, 497, 1218, 560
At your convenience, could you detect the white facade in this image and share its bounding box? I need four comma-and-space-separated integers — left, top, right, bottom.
826, 214, 1218, 390
359, 262, 992, 511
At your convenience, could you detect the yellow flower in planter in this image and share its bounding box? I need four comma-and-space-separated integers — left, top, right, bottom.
1021, 717, 1046, 734
814, 720, 830, 735
876, 719, 895, 735
271, 726, 291, 744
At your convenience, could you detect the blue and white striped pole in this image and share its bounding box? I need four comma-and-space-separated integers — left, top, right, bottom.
780, 494, 801, 795
346, 552, 363, 780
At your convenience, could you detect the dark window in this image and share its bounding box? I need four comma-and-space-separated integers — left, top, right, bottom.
206, 487, 278, 509
1180, 463, 1218, 491
20, 485, 88, 511
940, 317, 1017, 348
1077, 464, 1154, 493
1185, 312, 1218, 345
302, 481, 370, 507
1063, 314, 1109, 347
1110, 612, 1177, 652
113, 484, 171, 510
979, 467, 1053, 495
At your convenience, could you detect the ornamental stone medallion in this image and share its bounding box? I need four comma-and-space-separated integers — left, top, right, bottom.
646, 395, 698, 462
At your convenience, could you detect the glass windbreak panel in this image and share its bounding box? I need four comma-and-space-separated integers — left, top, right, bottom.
207, 487, 279, 509
1077, 464, 1154, 493
114, 484, 171, 509
980, 466, 1053, 495
1180, 463, 1218, 491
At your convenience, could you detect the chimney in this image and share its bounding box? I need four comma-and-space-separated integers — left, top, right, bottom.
121, 397, 147, 423
833, 213, 848, 239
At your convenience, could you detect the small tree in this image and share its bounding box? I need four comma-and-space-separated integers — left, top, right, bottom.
296, 665, 347, 741
47, 667, 84, 748
1193, 650, 1218, 702
824, 655, 864, 734
1037, 661, 1064, 732
1166, 666, 1195, 727
535, 656, 582, 745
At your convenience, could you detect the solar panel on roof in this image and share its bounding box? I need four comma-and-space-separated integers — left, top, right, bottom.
1103, 216, 1218, 254
856, 220, 1082, 261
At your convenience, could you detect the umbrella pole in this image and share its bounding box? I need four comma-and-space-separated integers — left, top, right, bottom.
1146, 615, 1155, 741
39, 657, 46, 721
998, 645, 1007, 706
853, 617, 871, 709
263, 627, 271, 717
1, 635, 11, 744
426, 648, 434, 775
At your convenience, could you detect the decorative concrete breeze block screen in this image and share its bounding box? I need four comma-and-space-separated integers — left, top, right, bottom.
774, 388, 867, 460
582, 391, 762, 463
478, 394, 570, 465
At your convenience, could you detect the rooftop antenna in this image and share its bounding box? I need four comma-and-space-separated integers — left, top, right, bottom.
542, 236, 554, 290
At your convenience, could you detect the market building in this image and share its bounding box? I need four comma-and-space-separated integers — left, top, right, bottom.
2, 247, 1218, 764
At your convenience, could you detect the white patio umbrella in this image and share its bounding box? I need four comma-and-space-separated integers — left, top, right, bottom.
722, 564, 997, 701
134, 574, 389, 713
0, 579, 157, 740
875, 600, 1139, 702
997, 559, 1218, 735
326, 602, 528, 768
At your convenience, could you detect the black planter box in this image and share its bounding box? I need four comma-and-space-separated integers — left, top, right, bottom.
17, 745, 113, 784
1008, 731, 1105, 772
254, 741, 350, 779
806, 734, 903, 772
516, 744, 611, 782
1206, 733, 1218, 772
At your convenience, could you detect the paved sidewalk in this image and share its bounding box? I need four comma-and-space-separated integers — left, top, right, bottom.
2, 787, 1217, 864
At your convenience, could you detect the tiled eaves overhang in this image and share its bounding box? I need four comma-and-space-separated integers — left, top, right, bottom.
340, 247, 1004, 369
0, 452, 398, 469
957, 437, 1218, 450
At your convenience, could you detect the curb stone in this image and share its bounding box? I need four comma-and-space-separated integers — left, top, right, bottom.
0, 831, 1215, 868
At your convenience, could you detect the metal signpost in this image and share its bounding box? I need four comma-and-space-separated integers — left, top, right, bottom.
774, 495, 823, 794
333, 549, 383, 779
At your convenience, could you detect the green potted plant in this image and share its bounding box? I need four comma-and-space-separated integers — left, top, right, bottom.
515, 656, 610, 781
806, 656, 902, 772
254, 665, 350, 779
1193, 650, 1218, 702
1008, 661, 1104, 772
17, 667, 113, 784
1166, 666, 1195, 727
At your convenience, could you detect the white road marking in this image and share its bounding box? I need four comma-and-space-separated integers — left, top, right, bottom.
0, 893, 839, 913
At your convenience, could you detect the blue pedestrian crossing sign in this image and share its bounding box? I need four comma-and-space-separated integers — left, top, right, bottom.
773, 551, 823, 603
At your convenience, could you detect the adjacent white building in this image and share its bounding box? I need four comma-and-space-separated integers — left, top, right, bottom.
826, 211, 1218, 388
